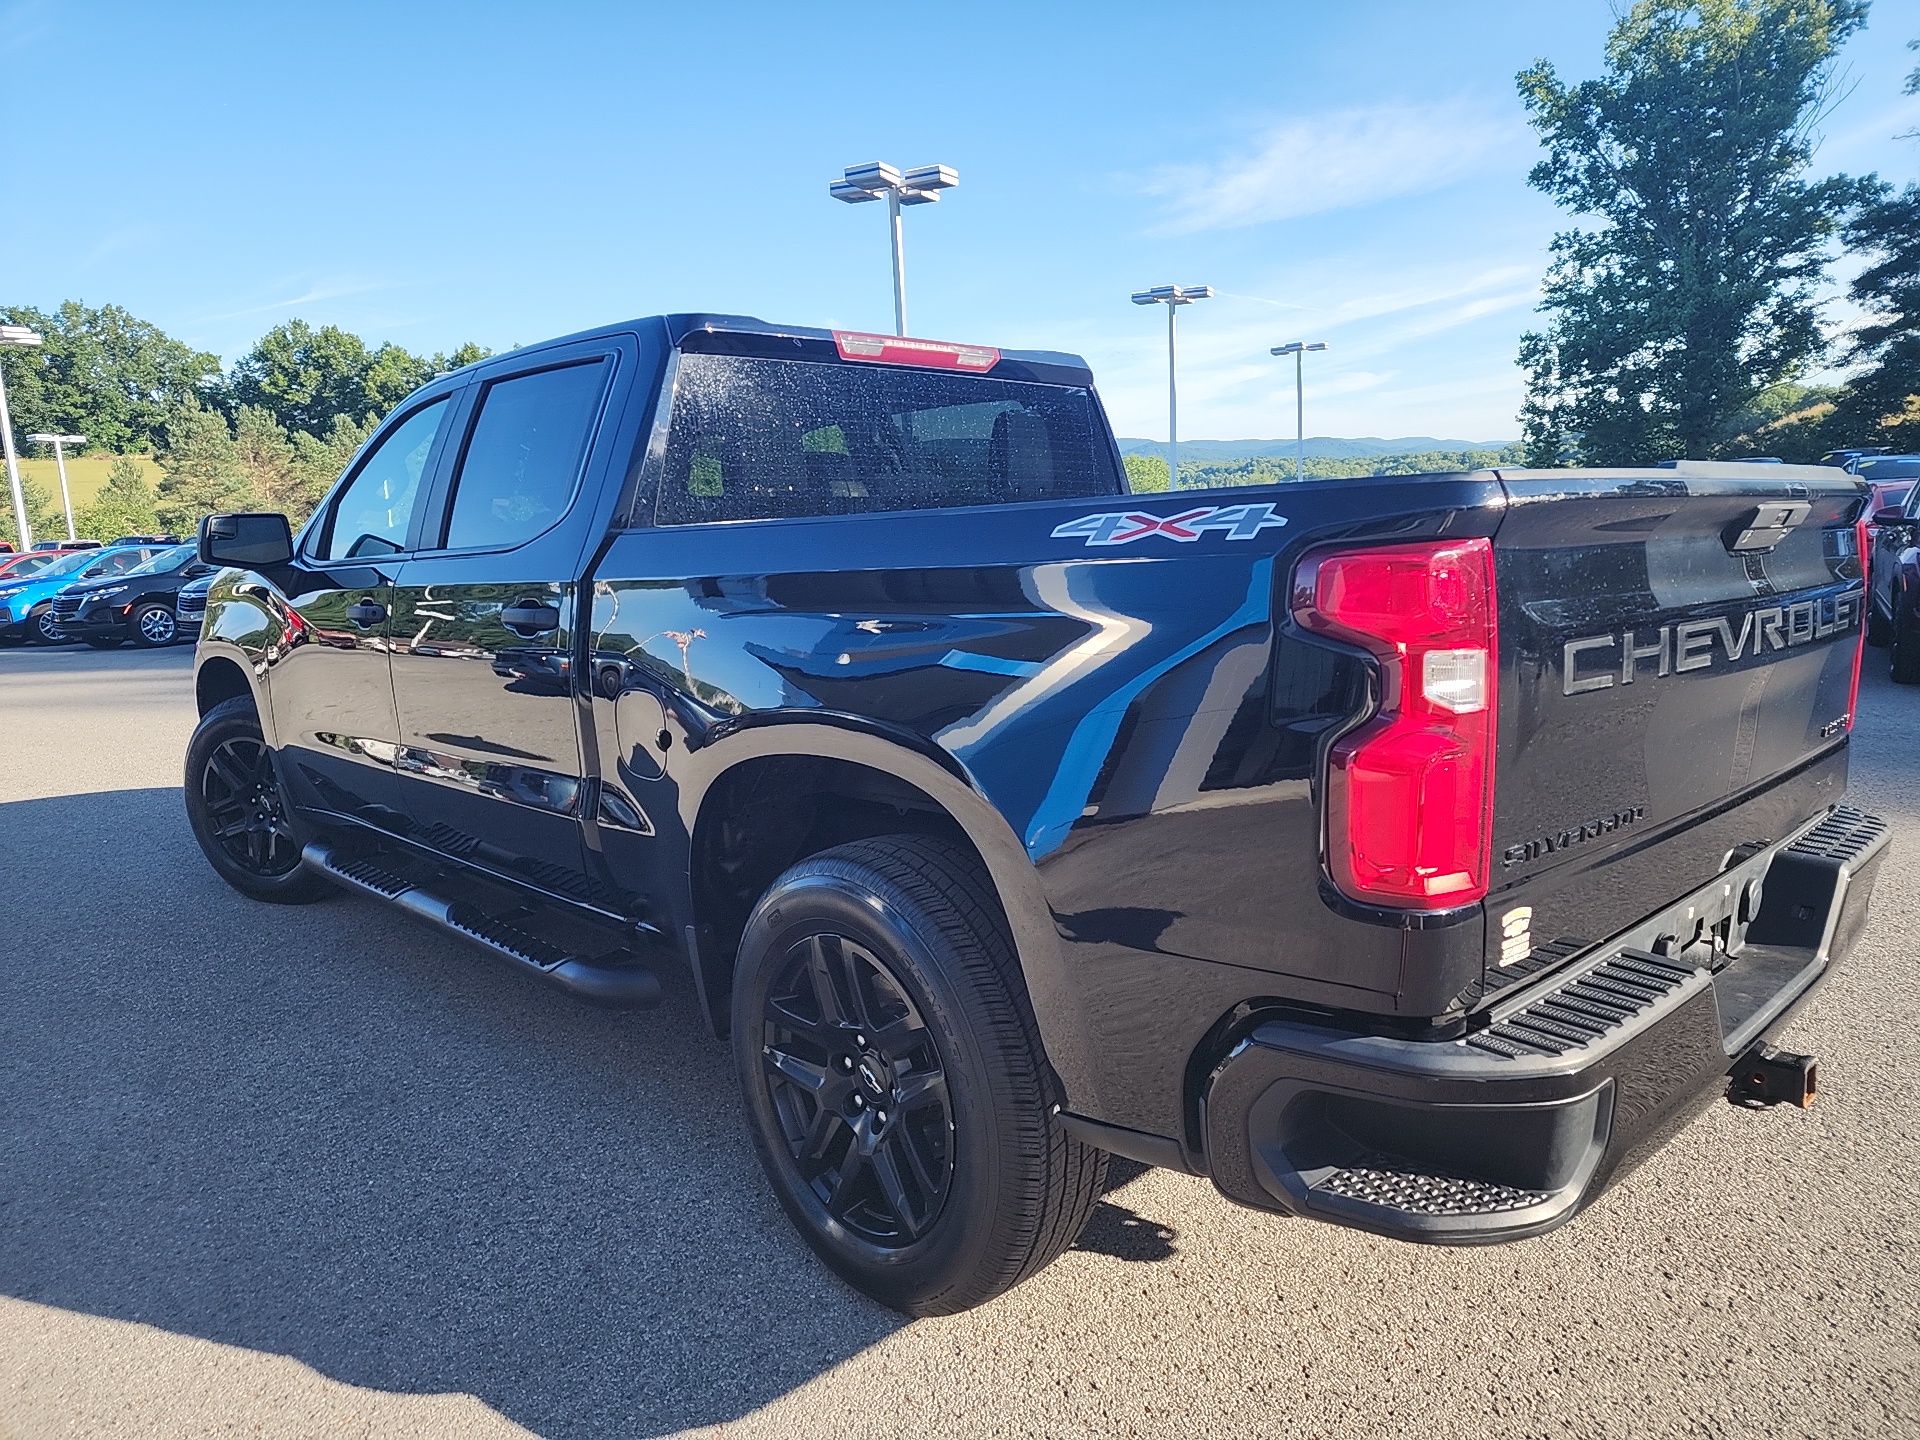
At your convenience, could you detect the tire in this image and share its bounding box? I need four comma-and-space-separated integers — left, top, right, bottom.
183, 695, 332, 903
84, 634, 124, 649
30, 605, 65, 645
1892, 598, 1920, 685
131, 601, 179, 648
732, 834, 1107, 1315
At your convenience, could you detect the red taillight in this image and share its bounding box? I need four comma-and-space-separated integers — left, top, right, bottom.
832, 331, 1000, 371
1293, 538, 1498, 909
1849, 515, 1868, 731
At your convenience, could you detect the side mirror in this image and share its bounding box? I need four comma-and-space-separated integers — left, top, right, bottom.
1871, 506, 1908, 528
199, 513, 292, 568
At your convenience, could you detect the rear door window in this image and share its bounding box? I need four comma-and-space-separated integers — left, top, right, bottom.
656, 354, 1122, 525
439, 359, 609, 551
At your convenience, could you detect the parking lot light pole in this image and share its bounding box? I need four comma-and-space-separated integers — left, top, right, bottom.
26, 434, 85, 543
0, 323, 46, 551
1132, 285, 1213, 489
830, 162, 960, 336
1270, 341, 1328, 481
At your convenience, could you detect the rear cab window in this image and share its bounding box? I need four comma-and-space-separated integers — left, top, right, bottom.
656, 354, 1123, 525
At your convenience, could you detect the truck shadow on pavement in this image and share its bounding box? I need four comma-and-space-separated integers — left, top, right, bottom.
0, 787, 923, 1439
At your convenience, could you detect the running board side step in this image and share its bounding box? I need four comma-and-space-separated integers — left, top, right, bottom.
304, 841, 662, 1007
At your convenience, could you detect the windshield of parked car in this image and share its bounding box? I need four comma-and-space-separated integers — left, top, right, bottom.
125, 544, 195, 577
30, 549, 112, 579
0, 553, 59, 577
1859, 458, 1920, 481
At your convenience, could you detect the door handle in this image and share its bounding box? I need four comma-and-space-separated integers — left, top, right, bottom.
501, 600, 561, 635
346, 600, 388, 627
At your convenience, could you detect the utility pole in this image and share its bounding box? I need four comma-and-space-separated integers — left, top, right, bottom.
1270, 341, 1328, 480
0, 323, 45, 550
1131, 285, 1214, 489
830, 162, 960, 337
28, 434, 86, 542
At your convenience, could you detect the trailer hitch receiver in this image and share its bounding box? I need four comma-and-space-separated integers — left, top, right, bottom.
1729, 1046, 1818, 1109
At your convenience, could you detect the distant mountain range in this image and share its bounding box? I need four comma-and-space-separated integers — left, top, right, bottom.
1116, 437, 1518, 460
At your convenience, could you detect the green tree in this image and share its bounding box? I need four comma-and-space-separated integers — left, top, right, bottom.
0, 301, 222, 453
286, 412, 377, 525
1123, 453, 1170, 492
229, 320, 490, 438
1825, 40, 1920, 452
156, 400, 256, 532
1516, 0, 1872, 466
74, 456, 162, 541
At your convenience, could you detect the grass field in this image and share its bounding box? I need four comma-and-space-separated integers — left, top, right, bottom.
9, 454, 163, 513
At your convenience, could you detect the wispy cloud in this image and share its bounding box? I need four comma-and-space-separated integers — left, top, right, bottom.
1145, 103, 1525, 234
187, 280, 390, 326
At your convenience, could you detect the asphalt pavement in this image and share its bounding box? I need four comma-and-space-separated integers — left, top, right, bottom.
1, 641, 1915, 1440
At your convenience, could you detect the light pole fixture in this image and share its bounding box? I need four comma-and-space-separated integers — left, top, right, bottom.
1270, 341, 1328, 481
0, 323, 45, 552
27, 434, 86, 543
830, 161, 960, 337
1132, 285, 1213, 490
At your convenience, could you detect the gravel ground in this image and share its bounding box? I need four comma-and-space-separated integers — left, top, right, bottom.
1, 642, 1914, 1440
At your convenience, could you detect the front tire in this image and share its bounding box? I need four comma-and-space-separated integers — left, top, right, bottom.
131, 601, 178, 648
183, 695, 332, 903
30, 605, 64, 645
732, 835, 1107, 1315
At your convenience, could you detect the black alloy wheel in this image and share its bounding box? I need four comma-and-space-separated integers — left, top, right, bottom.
132, 601, 178, 647
759, 931, 955, 1246
183, 695, 332, 903
733, 835, 1107, 1315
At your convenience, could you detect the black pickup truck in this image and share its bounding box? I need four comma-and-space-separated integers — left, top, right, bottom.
184, 314, 1888, 1315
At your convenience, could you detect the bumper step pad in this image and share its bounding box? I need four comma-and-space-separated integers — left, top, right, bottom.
1313, 1164, 1552, 1217
1466, 950, 1697, 1059
305, 840, 661, 1007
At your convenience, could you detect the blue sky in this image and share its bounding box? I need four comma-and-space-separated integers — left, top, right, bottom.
3, 0, 1917, 441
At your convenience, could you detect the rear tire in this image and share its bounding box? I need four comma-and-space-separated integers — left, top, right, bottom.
1891, 599, 1920, 685
183, 695, 332, 903
131, 601, 178, 648
732, 834, 1107, 1315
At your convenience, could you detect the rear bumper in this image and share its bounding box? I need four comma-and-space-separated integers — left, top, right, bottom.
1201, 804, 1890, 1243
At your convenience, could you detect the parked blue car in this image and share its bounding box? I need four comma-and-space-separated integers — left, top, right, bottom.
0, 542, 179, 646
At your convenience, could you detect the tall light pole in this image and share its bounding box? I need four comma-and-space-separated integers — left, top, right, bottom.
830, 161, 960, 336
1270, 341, 1328, 481
0, 323, 45, 551
1132, 285, 1213, 490
27, 434, 85, 543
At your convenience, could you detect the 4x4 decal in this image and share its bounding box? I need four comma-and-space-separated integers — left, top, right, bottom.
1050, 502, 1287, 547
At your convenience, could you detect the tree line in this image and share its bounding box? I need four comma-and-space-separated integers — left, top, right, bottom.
1519, 0, 1917, 466
0, 305, 488, 546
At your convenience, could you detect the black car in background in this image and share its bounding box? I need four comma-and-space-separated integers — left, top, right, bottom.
51, 543, 215, 648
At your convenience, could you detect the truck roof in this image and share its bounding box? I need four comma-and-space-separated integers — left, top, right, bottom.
445, 313, 1098, 388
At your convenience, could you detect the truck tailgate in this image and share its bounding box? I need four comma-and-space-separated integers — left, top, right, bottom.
1485, 465, 1866, 988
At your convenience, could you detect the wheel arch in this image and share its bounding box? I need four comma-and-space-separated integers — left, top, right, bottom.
194, 650, 261, 723
675, 720, 1106, 1117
